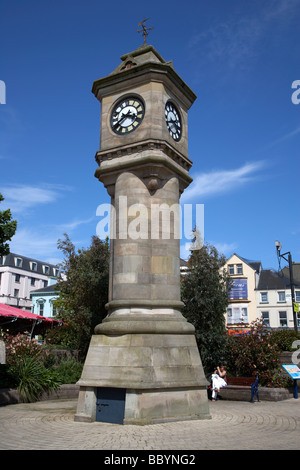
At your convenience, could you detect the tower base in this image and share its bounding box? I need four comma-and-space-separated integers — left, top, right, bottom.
74, 327, 210, 425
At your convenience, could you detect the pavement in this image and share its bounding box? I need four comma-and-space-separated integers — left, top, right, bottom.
0, 397, 299, 451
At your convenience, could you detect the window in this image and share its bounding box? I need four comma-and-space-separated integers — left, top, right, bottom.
53, 268, 60, 277
295, 291, 300, 302
228, 265, 234, 275
260, 292, 268, 303
227, 307, 232, 321
43, 265, 50, 275
236, 264, 243, 275
278, 291, 286, 303
241, 307, 248, 320
43, 280, 48, 288
15, 274, 21, 283
262, 311, 270, 327
30, 262, 37, 271
50, 300, 57, 317
38, 302, 44, 316
14, 289, 19, 297
279, 311, 287, 327
14, 257, 22, 267
30, 278, 35, 286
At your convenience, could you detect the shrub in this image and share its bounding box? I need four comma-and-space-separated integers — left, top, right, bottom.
11, 357, 60, 403
269, 329, 300, 352
53, 358, 83, 384
3, 332, 61, 402
225, 319, 286, 387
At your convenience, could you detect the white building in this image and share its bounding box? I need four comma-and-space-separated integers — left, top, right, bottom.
224, 254, 262, 328
256, 269, 300, 329
0, 252, 61, 311
224, 254, 300, 330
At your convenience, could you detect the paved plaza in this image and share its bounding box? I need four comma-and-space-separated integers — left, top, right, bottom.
0, 397, 299, 451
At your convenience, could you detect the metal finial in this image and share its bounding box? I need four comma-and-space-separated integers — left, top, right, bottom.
137, 17, 154, 45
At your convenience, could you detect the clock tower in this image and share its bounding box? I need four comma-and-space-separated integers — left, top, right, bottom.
75, 44, 210, 424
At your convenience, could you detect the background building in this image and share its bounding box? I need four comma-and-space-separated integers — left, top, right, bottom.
0, 253, 61, 311
224, 253, 299, 330
30, 277, 59, 318
225, 253, 261, 328
256, 269, 300, 329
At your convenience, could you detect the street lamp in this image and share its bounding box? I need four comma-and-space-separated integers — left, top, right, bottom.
275, 241, 298, 332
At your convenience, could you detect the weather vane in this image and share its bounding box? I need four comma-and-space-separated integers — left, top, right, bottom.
137, 17, 154, 45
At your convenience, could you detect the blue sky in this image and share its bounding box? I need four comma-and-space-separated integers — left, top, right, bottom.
0, 0, 299, 271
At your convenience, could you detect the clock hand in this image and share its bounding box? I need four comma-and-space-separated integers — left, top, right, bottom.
114, 110, 135, 128
167, 118, 180, 130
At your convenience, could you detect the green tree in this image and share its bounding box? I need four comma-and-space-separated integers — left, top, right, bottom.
49, 234, 109, 359
181, 243, 231, 375
0, 193, 17, 256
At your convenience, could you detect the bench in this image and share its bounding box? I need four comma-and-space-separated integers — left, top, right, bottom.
225, 375, 259, 402
208, 375, 259, 402
227, 377, 257, 387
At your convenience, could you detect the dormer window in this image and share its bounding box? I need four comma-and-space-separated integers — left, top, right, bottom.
43, 265, 50, 275
53, 268, 60, 277
14, 257, 23, 268
30, 262, 37, 271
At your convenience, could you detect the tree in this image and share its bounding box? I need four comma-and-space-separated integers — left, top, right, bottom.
181, 243, 232, 375
49, 234, 110, 359
0, 193, 17, 256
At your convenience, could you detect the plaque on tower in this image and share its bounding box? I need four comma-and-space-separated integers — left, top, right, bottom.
74, 43, 210, 424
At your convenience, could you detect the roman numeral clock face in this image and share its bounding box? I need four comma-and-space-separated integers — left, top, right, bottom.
165, 101, 182, 142
110, 97, 145, 135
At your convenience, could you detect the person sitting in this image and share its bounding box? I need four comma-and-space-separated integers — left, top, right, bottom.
211, 365, 227, 401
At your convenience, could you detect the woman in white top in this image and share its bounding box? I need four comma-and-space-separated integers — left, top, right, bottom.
211, 365, 227, 401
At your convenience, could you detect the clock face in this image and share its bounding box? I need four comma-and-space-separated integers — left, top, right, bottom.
110, 96, 145, 135
165, 101, 182, 142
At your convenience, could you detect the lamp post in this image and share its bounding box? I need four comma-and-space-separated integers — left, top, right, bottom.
275, 241, 298, 332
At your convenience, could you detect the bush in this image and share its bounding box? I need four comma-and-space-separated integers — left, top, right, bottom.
2, 332, 61, 402
269, 329, 300, 352
225, 319, 286, 387
10, 357, 60, 403
53, 358, 83, 384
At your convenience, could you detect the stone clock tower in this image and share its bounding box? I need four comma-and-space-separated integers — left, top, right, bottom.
74, 44, 210, 424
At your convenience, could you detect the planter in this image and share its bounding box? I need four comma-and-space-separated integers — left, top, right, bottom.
0, 384, 79, 406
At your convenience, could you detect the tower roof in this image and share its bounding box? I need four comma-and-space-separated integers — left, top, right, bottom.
92, 44, 196, 106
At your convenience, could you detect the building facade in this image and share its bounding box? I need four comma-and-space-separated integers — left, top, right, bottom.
30, 277, 59, 318
224, 253, 300, 330
0, 253, 61, 311
224, 254, 262, 328
256, 269, 300, 329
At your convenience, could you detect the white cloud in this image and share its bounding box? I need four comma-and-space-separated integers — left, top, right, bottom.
55, 217, 95, 232
188, 0, 299, 70
210, 242, 238, 257
1, 184, 71, 213
180, 240, 237, 261
265, 126, 300, 149
9, 228, 60, 260
181, 161, 265, 202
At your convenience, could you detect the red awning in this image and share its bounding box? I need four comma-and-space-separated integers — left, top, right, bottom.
0, 303, 65, 336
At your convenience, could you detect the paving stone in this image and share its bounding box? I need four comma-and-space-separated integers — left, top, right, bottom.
0, 398, 299, 450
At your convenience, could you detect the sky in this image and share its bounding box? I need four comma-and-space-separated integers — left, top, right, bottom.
0, 0, 299, 272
